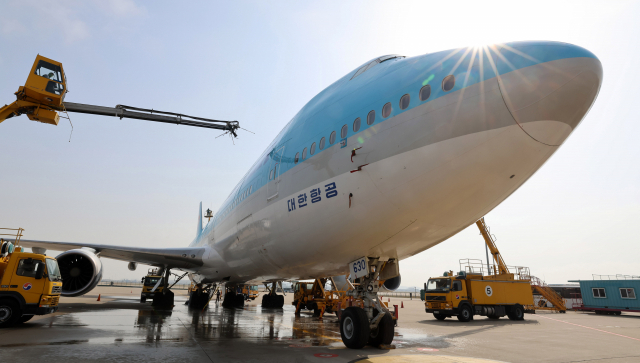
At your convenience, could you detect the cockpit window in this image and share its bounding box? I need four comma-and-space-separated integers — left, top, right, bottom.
351, 55, 405, 80
35, 60, 63, 83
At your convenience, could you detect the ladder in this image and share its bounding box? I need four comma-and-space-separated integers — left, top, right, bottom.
529, 276, 567, 312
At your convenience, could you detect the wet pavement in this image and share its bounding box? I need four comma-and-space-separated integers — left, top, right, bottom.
1, 287, 639, 362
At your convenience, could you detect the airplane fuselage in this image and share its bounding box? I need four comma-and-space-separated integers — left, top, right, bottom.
189, 41, 602, 285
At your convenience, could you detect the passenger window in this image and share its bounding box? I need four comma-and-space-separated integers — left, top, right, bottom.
382, 102, 392, 118
442, 75, 455, 92
310, 142, 316, 155
399, 94, 410, 110
329, 131, 336, 145
294, 152, 299, 164
319, 137, 326, 150
341, 124, 348, 139
367, 110, 375, 125
419, 85, 431, 101
353, 117, 361, 132
16, 259, 38, 278
302, 148, 307, 160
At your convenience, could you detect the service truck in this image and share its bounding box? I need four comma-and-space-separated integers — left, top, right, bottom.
423, 218, 534, 322
0, 228, 63, 328
140, 269, 164, 303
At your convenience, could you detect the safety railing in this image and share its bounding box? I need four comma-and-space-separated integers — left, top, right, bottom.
0, 227, 24, 245
592, 274, 640, 280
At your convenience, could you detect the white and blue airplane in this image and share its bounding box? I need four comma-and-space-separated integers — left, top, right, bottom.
19, 40, 601, 348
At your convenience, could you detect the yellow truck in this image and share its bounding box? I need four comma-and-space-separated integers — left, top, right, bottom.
424, 269, 533, 321
140, 269, 164, 303
0, 228, 63, 328
424, 218, 534, 322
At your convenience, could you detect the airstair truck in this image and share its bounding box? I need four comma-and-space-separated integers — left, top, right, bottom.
424, 218, 534, 322
0, 228, 63, 328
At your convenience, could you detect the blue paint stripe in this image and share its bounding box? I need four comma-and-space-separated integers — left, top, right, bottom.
202, 42, 598, 234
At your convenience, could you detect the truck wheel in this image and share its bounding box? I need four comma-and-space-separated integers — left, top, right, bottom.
433, 313, 447, 321
18, 315, 34, 324
508, 305, 525, 321
340, 307, 370, 349
614, 311, 622, 316
368, 312, 394, 347
0, 299, 22, 328
457, 305, 473, 322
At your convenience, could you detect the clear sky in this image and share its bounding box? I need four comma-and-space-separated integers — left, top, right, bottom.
1, 1, 638, 287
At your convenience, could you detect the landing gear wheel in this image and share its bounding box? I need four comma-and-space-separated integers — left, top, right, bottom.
140, 297, 146, 303
275, 295, 284, 309
368, 312, 394, 347
18, 315, 34, 324
340, 307, 370, 349
457, 304, 473, 322
152, 290, 174, 307
0, 299, 22, 328
433, 313, 447, 321
234, 293, 245, 308
261, 294, 272, 308
222, 291, 236, 308
507, 304, 525, 321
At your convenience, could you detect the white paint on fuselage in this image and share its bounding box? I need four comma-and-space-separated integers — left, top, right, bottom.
192, 56, 599, 285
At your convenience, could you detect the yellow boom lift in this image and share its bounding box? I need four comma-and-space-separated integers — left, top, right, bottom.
1, 55, 240, 135
0, 228, 62, 328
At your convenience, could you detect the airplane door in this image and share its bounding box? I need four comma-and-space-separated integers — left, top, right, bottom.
266, 146, 284, 201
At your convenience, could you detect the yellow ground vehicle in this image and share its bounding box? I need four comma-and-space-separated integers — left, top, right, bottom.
0, 228, 62, 328
248, 285, 259, 300
140, 269, 164, 303
424, 218, 534, 322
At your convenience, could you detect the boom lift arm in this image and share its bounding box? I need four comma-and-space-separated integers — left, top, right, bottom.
476, 217, 509, 276
0, 55, 240, 137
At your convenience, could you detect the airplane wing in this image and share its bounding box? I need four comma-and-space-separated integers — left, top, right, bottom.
16, 239, 205, 270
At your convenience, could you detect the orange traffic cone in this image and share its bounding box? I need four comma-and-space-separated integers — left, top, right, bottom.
388, 298, 390, 302
97, 294, 101, 301
401, 301, 404, 308
131, 290, 132, 293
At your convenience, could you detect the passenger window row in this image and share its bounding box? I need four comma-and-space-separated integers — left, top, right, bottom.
293, 75, 455, 164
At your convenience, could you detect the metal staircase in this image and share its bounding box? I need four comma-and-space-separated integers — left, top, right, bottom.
529, 276, 567, 313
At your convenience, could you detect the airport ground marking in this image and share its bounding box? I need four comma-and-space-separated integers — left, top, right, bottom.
537, 315, 640, 342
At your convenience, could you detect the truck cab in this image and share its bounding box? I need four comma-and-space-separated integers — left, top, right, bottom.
0, 242, 62, 327
140, 271, 163, 303
424, 272, 469, 320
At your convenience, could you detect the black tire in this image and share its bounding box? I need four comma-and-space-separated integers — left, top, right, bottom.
313, 308, 321, 317
261, 294, 272, 308
340, 307, 370, 349
457, 304, 473, 322
433, 313, 447, 321
222, 291, 237, 308
234, 293, 245, 308
507, 305, 525, 321
140, 297, 146, 303
0, 299, 22, 328
18, 315, 34, 324
275, 295, 284, 309
368, 312, 394, 347
615, 311, 622, 316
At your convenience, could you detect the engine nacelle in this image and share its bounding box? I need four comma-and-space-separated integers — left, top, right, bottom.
56, 249, 103, 297
382, 275, 401, 291
127, 262, 137, 271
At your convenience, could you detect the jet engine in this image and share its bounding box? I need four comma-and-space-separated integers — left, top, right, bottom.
56, 249, 103, 297
382, 275, 401, 291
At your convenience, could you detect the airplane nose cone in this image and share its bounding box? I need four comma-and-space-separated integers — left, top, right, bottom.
493, 41, 603, 145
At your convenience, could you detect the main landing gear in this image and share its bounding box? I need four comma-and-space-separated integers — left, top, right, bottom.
188, 283, 215, 309
222, 285, 246, 309
261, 282, 285, 309
340, 258, 397, 349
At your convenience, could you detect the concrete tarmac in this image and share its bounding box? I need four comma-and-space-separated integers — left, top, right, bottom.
1, 286, 639, 362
